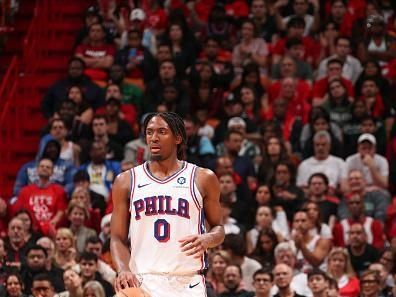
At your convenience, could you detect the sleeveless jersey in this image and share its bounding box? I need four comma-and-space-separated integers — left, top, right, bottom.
128, 161, 207, 275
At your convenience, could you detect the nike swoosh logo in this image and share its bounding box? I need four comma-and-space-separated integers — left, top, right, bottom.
137, 183, 150, 188
189, 282, 200, 289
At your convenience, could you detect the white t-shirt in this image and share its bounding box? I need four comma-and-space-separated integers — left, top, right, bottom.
241, 256, 262, 291
297, 155, 347, 188
346, 153, 389, 186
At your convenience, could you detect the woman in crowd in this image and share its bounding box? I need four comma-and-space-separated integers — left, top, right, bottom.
15, 209, 41, 244
4, 272, 26, 297
249, 228, 279, 271
300, 107, 343, 158
54, 228, 78, 270
206, 250, 231, 295
247, 205, 289, 252
189, 61, 223, 119
270, 161, 305, 222
355, 59, 390, 98
163, 22, 196, 75
66, 86, 94, 125
239, 85, 262, 125
66, 201, 96, 254
326, 247, 360, 297
257, 136, 290, 184
70, 187, 102, 233
302, 201, 333, 238
57, 268, 83, 297
82, 281, 105, 297
321, 78, 353, 128
232, 20, 268, 76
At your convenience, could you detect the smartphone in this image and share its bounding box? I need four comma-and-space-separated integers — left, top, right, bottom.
129, 48, 137, 59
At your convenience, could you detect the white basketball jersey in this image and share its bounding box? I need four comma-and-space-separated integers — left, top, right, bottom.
128, 161, 207, 275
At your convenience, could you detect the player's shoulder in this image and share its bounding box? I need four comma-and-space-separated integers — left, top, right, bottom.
194, 166, 219, 187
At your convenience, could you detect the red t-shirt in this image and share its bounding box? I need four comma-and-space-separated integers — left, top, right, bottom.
225, 0, 249, 19
272, 36, 319, 62
75, 43, 116, 80
339, 276, 360, 297
145, 8, 168, 31
312, 77, 355, 99
75, 44, 116, 60
12, 183, 67, 227
332, 217, 385, 250
267, 80, 312, 104
96, 104, 137, 128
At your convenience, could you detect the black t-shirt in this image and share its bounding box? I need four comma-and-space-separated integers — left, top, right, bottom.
317, 196, 339, 224
347, 244, 380, 276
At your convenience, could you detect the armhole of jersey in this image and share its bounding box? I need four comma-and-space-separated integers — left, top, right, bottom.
129, 168, 135, 212
191, 165, 204, 209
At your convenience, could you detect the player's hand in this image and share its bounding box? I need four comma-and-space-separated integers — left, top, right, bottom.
114, 270, 140, 292
179, 234, 209, 259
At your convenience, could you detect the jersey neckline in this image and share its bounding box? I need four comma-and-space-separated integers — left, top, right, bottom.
143, 161, 188, 183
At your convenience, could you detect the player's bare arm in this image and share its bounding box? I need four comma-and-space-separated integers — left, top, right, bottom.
179, 167, 225, 258
110, 171, 140, 291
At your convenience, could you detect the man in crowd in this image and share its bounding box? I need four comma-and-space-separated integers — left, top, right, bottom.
31, 274, 57, 297
273, 264, 305, 297
297, 130, 347, 193
346, 223, 380, 276
346, 133, 389, 191
338, 170, 390, 222
307, 269, 330, 297
220, 265, 254, 297
252, 269, 273, 297
41, 57, 104, 119
333, 193, 384, 250
12, 158, 67, 231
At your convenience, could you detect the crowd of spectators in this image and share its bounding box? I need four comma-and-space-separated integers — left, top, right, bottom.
1, 0, 396, 296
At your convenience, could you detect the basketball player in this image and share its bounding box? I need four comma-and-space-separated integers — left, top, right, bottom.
111, 112, 225, 296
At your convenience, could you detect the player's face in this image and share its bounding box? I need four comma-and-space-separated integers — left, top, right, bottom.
146, 116, 181, 161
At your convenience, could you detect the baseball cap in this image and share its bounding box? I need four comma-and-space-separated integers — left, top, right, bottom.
86, 6, 99, 16
130, 9, 145, 21
224, 93, 241, 105
227, 117, 246, 128
358, 133, 376, 145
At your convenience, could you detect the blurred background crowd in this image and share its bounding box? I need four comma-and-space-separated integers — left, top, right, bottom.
1, 0, 396, 296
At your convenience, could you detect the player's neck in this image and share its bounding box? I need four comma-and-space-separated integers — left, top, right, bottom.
148, 157, 183, 178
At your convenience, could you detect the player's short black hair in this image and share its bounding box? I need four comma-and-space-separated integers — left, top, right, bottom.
143, 112, 187, 160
